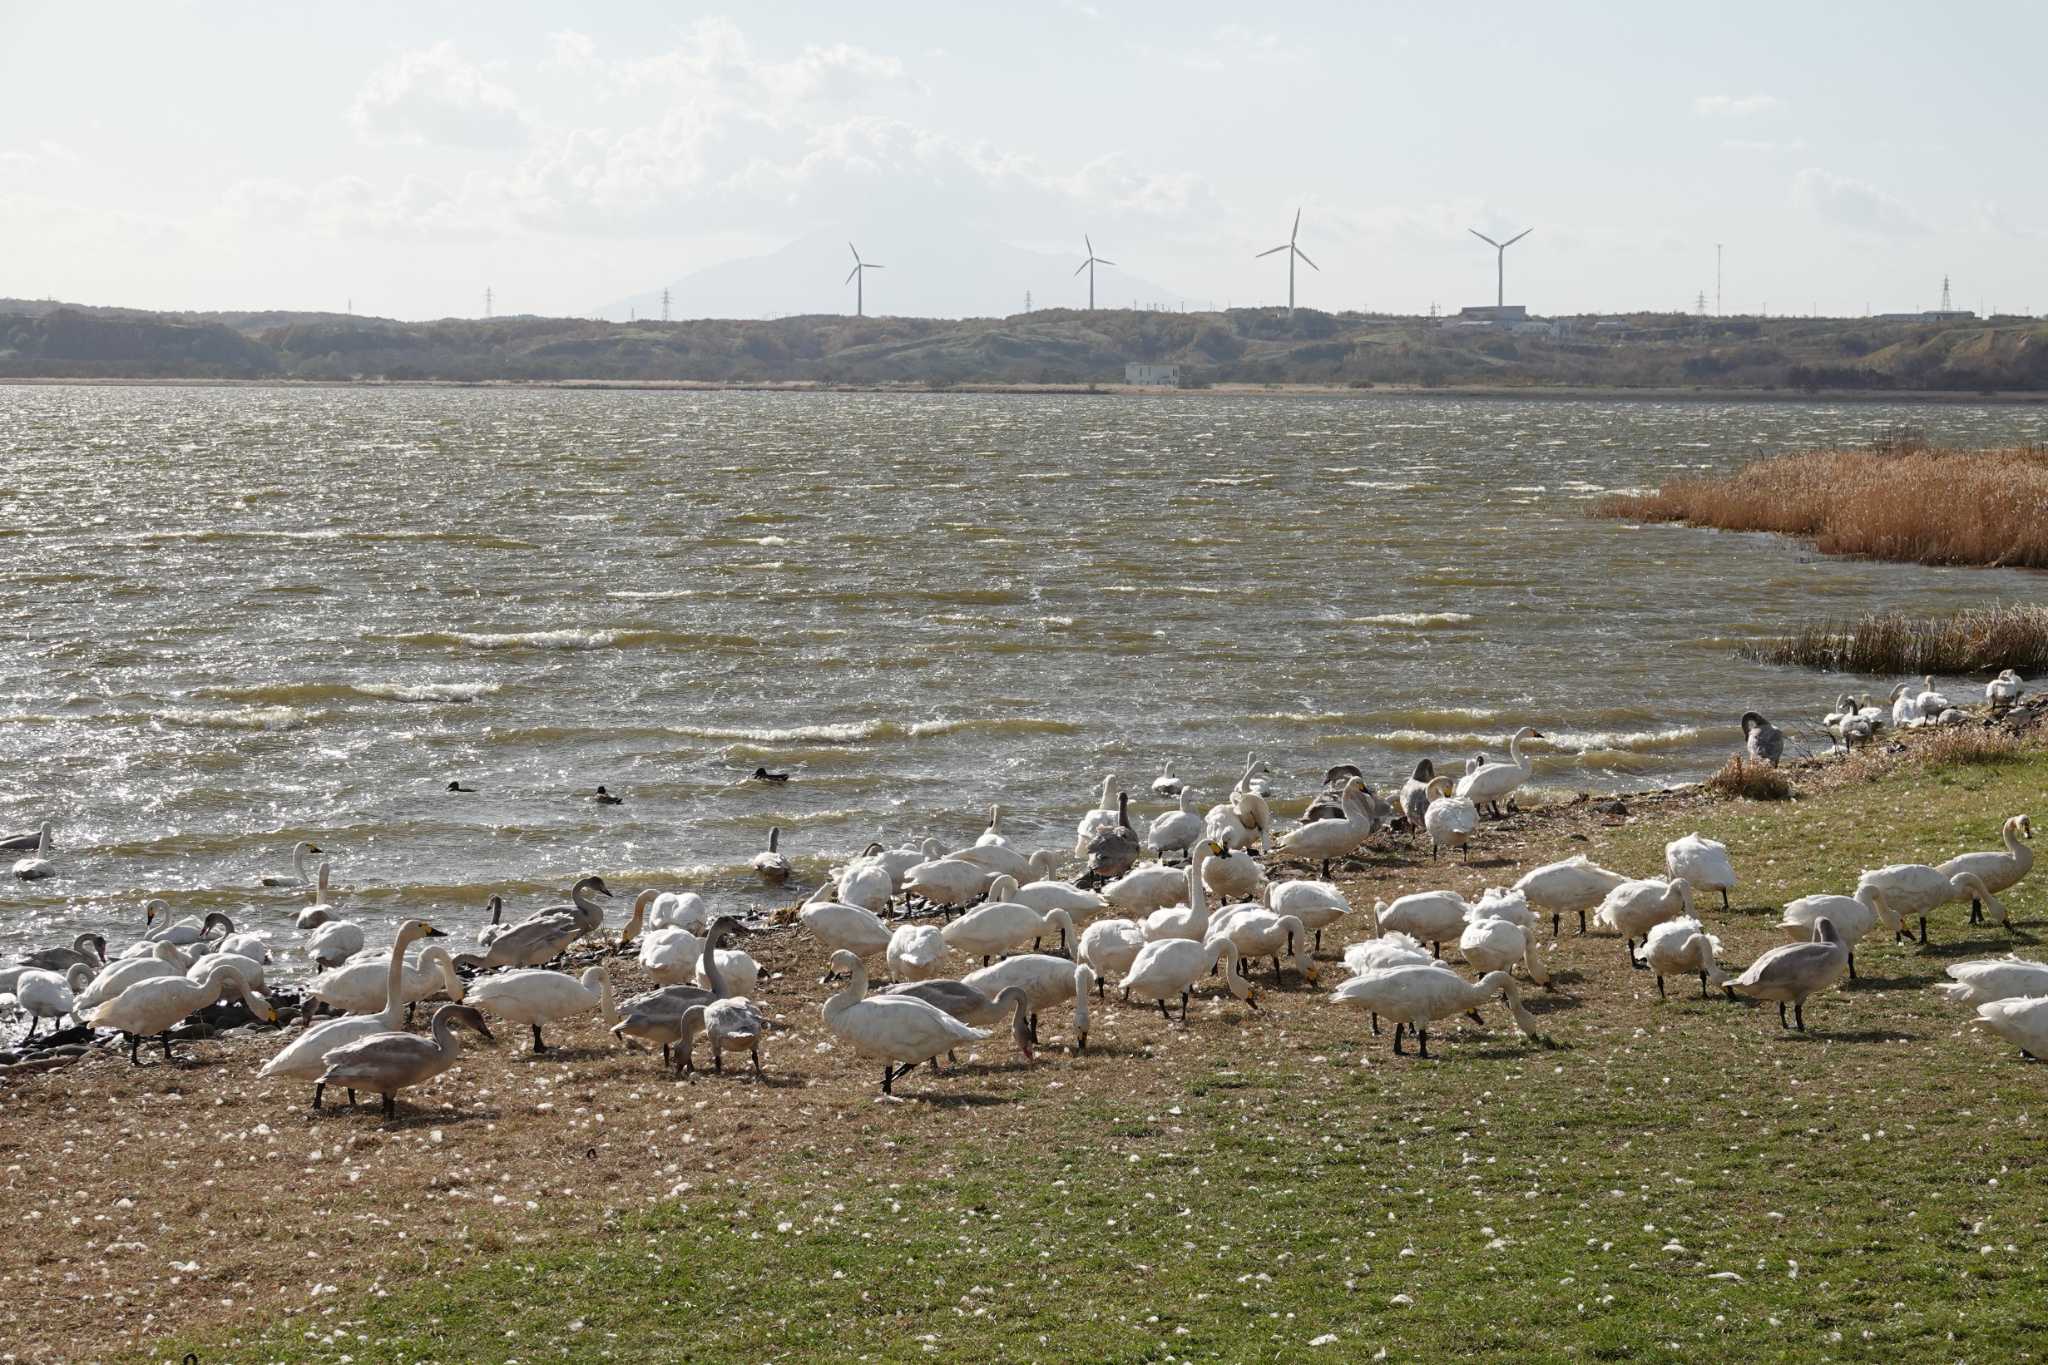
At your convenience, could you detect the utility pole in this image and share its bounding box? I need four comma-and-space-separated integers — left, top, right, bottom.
1715, 243, 1723, 317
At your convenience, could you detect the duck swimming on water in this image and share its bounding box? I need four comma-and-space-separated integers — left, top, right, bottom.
752, 767, 791, 783
593, 786, 624, 805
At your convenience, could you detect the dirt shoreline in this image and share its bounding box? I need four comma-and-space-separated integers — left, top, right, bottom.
0, 708, 2037, 1360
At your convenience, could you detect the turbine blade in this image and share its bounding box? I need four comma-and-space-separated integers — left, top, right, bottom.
1097, 258, 1116, 267
1294, 246, 1320, 271
1469, 229, 1501, 248
867, 263, 885, 269
1291, 206, 1301, 241
1256, 244, 1289, 258
1085, 234, 1094, 254
1504, 228, 1533, 247
1074, 259, 1090, 276
849, 242, 860, 263
846, 264, 861, 284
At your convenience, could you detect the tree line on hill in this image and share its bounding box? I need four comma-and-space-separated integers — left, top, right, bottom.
5, 299, 2048, 393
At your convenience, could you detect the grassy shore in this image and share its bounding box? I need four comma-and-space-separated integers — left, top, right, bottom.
5, 730, 2046, 1362
1598, 444, 2048, 570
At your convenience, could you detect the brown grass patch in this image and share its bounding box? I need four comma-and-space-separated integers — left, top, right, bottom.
1702, 752, 1793, 800
1742, 603, 2048, 673
1595, 443, 2048, 568
1917, 724, 2030, 768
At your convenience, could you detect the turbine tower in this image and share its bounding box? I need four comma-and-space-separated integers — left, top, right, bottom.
1256, 208, 1318, 312
845, 243, 884, 318
1074, 235, 1115, 310
1468, 227, 1532, 309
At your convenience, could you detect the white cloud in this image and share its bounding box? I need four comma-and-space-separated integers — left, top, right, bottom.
1693, 93, 1783, 118
1793, 167, 1927, 236
547, 20, 911, 113
1720, 137, 1808, 154
351, 42, 529, 148
1143, 24, 1312, 73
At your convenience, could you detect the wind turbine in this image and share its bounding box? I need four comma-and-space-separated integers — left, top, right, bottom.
845, 243, 884, 317
1074, 235, 1115, 310
1256, 208, 1318, 312
1468, 227, 1532, 308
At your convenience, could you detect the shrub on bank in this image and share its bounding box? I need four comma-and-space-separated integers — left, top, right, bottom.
1743, 605, 2048, 674
1704, 754, 1793, 801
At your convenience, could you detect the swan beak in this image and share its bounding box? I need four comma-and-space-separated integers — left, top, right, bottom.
1303, 968, 1319, 985
1245, 989, 1262, 1010
423, 924, 446, 937
309, 845, 323, 854
1075, 1032, 1088, 1054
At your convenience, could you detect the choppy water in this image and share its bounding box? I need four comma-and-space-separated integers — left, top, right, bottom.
3, 385, 2045, 961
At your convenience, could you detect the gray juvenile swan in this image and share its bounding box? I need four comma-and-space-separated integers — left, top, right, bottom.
1729, 917, 1850, 1032
315, 1002, 494, 1119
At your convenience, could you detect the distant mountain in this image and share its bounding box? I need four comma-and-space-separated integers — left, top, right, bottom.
607, 231, 1191, 322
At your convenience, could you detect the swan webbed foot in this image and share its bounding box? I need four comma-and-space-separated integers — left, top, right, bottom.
1415, 1028, 1430, 1059
531, 1024, 547, 1053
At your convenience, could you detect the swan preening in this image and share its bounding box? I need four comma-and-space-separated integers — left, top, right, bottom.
10, 822, 55, 881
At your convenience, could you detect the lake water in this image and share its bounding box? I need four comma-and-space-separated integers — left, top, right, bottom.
3, 385, 2045, 960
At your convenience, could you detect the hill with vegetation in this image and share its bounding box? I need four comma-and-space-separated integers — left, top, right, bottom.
6, 297, 2048, 392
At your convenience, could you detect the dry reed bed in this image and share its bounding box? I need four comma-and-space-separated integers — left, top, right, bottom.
1742, 604, 2048, 673
1597, 444, 2048, 568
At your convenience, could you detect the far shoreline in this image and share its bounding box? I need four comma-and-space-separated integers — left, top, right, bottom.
7, 375, 2048, 405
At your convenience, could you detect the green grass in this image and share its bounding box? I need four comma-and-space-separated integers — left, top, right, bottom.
159, 750, 2048, 1363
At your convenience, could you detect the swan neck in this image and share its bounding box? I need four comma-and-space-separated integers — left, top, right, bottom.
1216, 941, 1248, 999
381, 931, 410, 1026
701, 924, 730, 998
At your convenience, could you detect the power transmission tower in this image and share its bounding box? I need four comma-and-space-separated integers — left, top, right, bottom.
1716, 243, 1723, 316
1939, 275, 1953, 312
1024, 289, 1032, 313
485, 286, 493, 319
662, 287, 671, 322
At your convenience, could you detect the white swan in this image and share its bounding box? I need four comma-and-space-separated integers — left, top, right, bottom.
1729, 916, 1849, 1031
1103, 860, 1197, 916
1122, 936, 1258, 1022
1202, 842, 1266, 904
836, 848, 897, 914
1857, 865, 2005, 943
452, 877, 614, 970
1455, 727, 1544, 817
1204, 908, 1318, 985
1374, 890, 1475, 957
467, 964, 618, 1053
77, 943, 188, 1012
308, 940, 461, 1014
959, 955, 1096, 1051
1073, 774, 1119, 856
1457, 912, 1550, 987
1005, 876, 1106, 920
1342, 931, 1439, 975
1665, 833, 1737, 911
821, 949, 992, 1095
1934, 956, 2048, 1008
1330, 965, 1545, 1057
1151, 761, 1182, 798
752, 827, 792, 885
902, 855, 997, 913
184, 951, 267, 992
10, 822, 54, 881
1913, 675, 1953, 716
1077, 917, 1147, 1000
1889, 682, 1921, 729
12, 964, 90, 1039
1143, 847, 1214, 941
89, 960, 277, 1064
1641, 916, 1727, 999
1937, 816, 2034, 923
0, 819, 51, 853
887, 923, 950, 981
952, 841, 1055, 886
797, 883, 893, 973
694, 941, 761, 997
1593, 877, 1696, 966
649, 890, 712, 933
261, 919, 443, 1104
1778, 887, 1901, 978
1267, 879, 1351, 952
1149, 788, 1204, 862
610, 918, 750, 1067
314, 1003, 493, 1118
260, 840, 324, 888
1423, 777, 1478, 861
1514, 855, 1630, 937
1230, 754, 1274, 854
637, 927, 708, 986
941, 881, 1076, 965
1274, 777, 1373, 879
1987, 669, 2024, 710
1974, 996, 2048, 1060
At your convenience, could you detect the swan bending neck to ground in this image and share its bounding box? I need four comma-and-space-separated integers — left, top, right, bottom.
261, 919, 441, 1106
820, 949, 995, 1096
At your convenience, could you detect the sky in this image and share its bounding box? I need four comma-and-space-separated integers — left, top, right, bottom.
4, 1, 2045, 321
